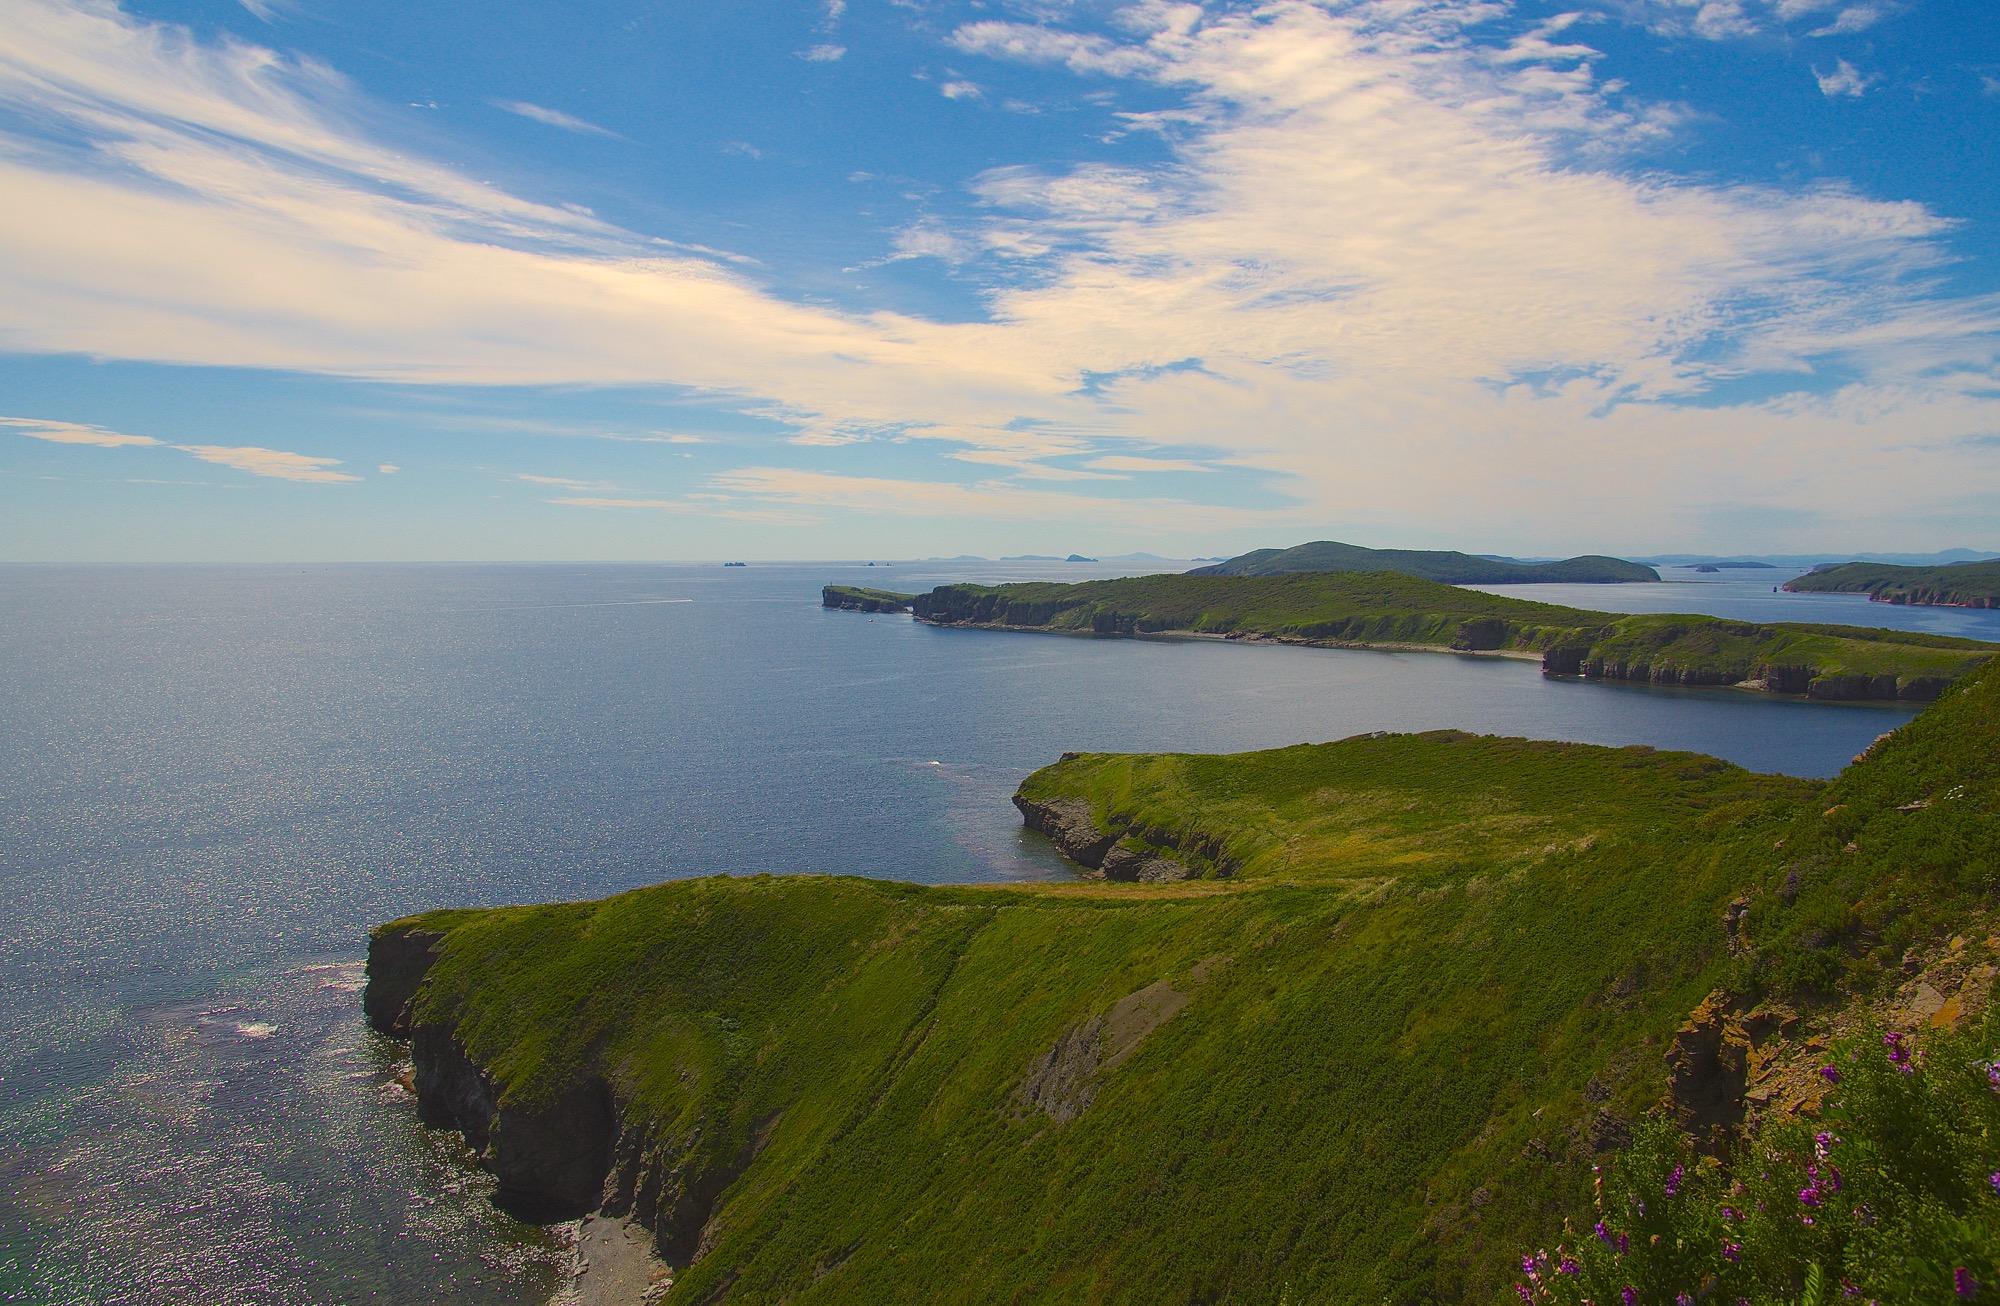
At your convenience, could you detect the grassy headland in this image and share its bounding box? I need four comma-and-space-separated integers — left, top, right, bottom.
1786, 559, 2000, 608
1192, 539, 1659, 583
821, 584, 914, 613
368, 662, 2000, 1304
894, 570, 1996, 702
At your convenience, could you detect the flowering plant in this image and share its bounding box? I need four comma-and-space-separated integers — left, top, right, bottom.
1515, 1023, 2000, 1304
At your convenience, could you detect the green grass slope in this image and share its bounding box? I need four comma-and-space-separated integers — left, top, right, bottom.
1785, 559, 2000, 608
899, 570, 1997, 701
1191, 540, 1659, 584
375, 662, 2000, 1303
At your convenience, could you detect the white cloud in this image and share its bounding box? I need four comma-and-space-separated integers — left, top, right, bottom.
4, 415, 355, 482
798, 44, 846, 62
1807, 5, 1881, 35
939, 79, 983, 99
2, 416, 159, 447
0, 0, 1993, 547
493, 99, 621, 138
891, 219, 967, 262
1085, 455, 1213, 472
177, 444, 359, 481
1815, 59, 1874, 96
377, 462, 399, 473
950, 21, 1165, 77
551, 496, 685, 509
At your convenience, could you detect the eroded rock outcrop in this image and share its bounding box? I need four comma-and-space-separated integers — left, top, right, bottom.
1012, 793, 1121, 870
1014, 787, 1236, 882
1014, 972, 1212, 1123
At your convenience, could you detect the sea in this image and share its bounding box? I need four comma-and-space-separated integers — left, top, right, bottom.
4, 560, 1997, 1305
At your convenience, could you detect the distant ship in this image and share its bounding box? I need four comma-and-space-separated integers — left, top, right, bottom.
724, 561, 747, 567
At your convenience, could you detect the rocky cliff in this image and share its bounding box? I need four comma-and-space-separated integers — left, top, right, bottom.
368, 926, 738, 1238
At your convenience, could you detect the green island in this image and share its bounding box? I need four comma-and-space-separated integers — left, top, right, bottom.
367, 661, 2000, 1303
1786, 559, 2000, 609
1190, 540, 1660, 584
825, 570, 1997, 702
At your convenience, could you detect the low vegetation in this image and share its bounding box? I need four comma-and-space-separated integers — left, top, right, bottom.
370, 661, 2000, 1303
1786, 560, 2000, 609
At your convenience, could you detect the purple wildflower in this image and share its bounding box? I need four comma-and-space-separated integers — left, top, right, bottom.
1678, 1295, 1694, 1306
1721, 1240, 1742, 1264
1560, 1257, 1580, 1277
1819, 1064, 1841, 1085
1721, 1206, 1739, 1222
1622, 1288, 1638, 1306
1595, 1220, 1613, 1247
1617, 1233, 1630, 1255
1956, 1267, 1978, 1300
1517, 1287, 1532, 1303
1991, 1171, 2000, 1196
1814, 1130, 1839, 1159
1665, 1164, 1684, 1198
1884, 1030, 1914, 1074
1988, 1062, 2000, 1092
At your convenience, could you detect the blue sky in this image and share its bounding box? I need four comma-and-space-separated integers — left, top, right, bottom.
0, 0, 1995, 560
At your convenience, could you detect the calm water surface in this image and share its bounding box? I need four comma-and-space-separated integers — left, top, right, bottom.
0, 562, 1969, 1304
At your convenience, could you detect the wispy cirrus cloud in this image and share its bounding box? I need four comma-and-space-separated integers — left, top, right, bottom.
492, 99, 622, 138
3, 416, 358, 481
0, 416, 159, 447
0, 0, 1994, 547
178, 444, 359, 482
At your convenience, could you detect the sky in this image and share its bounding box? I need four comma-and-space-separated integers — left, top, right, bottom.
0, 0, 1996, 561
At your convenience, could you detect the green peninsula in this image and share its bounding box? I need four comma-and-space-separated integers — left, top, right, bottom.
1192, 539, 1659, 584
895, 570, 1996, 702
367, 662, 2000, 1304
1786, 559, 2000, 609
821, 584, 915, 613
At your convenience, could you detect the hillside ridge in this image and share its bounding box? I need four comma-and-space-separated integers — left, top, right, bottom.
366, 661, 2000, 1303
1192, 539, 1660, 584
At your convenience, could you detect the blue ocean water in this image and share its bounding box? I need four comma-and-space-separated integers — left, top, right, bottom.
1, 561, 1986, 1305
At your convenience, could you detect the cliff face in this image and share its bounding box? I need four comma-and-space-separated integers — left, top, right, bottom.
368, 929, 667, 1227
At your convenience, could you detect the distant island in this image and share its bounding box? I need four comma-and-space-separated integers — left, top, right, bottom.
1191, 539, 1659, 583
823, 571, 1996, 702
1786, 559, 2000, 609
365, 659, 2000, 1304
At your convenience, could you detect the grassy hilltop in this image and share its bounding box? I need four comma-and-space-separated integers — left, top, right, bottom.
369, 664, 2000, 1304
879, 570, 1997, 702
1786, 559, 2000, 609
1190, 539, 1659, 584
